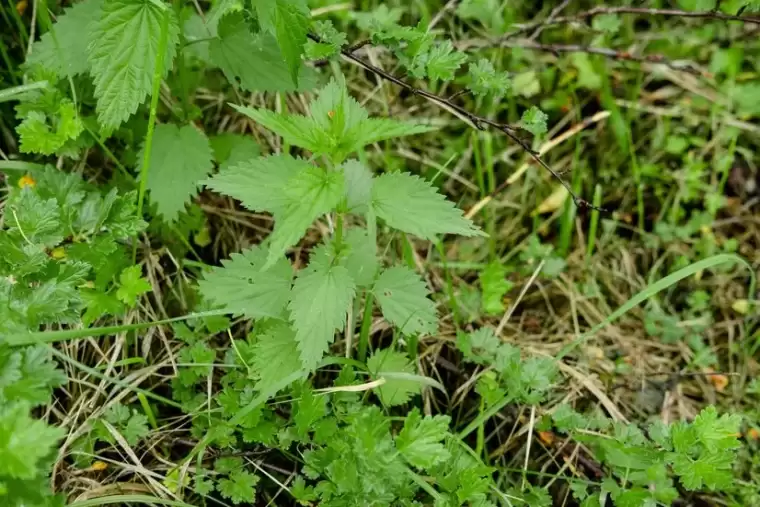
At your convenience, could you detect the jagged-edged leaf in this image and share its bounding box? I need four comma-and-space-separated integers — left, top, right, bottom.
289, 246, 355, 370
266, 165, 344, 267
140, 123, 213, 221
340, 228, 378, 287
232, 79, 434, 161
205, 154, 309, 215
17, 100, 83, 155
210, 134, 260, 172
26, 0, 101, 78
0, 402, 65, 480
373, 266, 437, 335
341, 159, 373, 214
395, 408, 451, 469
251, 323, 305, 392
210, 13, 316, 92
87, 0, 180, 130
372, 172, 483, 239
254, 0, 309, 85
198, 245, 293, 319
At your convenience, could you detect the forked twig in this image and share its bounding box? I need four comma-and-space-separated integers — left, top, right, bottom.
309, 34, 603, 211
501, 6, 760, 40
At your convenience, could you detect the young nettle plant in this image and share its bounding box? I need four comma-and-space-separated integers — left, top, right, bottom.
199, 77, 484, 372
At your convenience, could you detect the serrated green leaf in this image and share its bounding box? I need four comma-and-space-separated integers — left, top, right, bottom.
26, 0, 101, 78
456, 327, 499, 364
520, 106, 548, 136
289, 247, 355, 369
266, 165, 344, 266
367, 348, 420, 406
467, 58, 511, 98
140, 123, 214, 221
423, 41, 466, 81
373, 266, 437, 335
205, 154, 310, 215
0, 345, 66, 407
254, 0, 309, 85
7, 190, 62, 247
293, 387, 328, 438
395, 408, 451, 469
218, 469, 260, 504
251, 323, 305, 392
232, 79, 434, 161
17, 100, 83, 155
0, 402, 65, 480
372, 171, 483, 239
479, 261, 512, 315
304, 20, 346, 60
198, 245, 293, 319
116, 265, 151, 306
87, 0, 180, 130
671, 450, 735, 491
341, 159, 373, 214
340, 228, 378, 287
210, 13, 316, 92
691, 405, 742, 453
210, 134, 260, 172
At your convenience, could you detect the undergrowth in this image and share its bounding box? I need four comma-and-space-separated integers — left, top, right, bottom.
1, 0, 759, 506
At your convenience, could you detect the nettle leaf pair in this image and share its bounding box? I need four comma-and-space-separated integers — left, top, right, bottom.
199, 79, 483, 370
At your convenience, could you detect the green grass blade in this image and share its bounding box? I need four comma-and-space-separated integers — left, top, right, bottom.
68, 495, 197, 507
4, 310, 230, 347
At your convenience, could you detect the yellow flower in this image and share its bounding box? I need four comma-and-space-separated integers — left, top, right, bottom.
18, 174, 36, 189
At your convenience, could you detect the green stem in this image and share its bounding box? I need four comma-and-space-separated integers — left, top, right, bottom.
357, 290, 374, 362
133, 9, 170, 261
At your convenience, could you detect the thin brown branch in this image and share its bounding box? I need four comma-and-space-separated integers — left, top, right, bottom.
460, 39, 706, 76
308, 33, 602, 211
502, 6, 760, 40
528, 0, 572, 41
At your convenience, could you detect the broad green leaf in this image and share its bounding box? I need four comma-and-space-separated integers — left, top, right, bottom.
341, 160, 373, 214
140, 124, 214, 221
289, 247, 355, 369
520, 106, 548, 136
366, 348, 420, 406
26, 0, 101, 78
210, 134, 260, 172
395, 408, 451, 469
266, 165, 344, 267
251, 323, 305, 392
231, 104, 318, 152
198, 245, 293, 319
372, 171, 483, 239
87, 0, 180, 130
204, 154, 310, 215
254, 0, 309, 85
373, 266, 437, 335
210, 13, 316, 92
340, 228, 378, 287
671, 450, 734, 491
